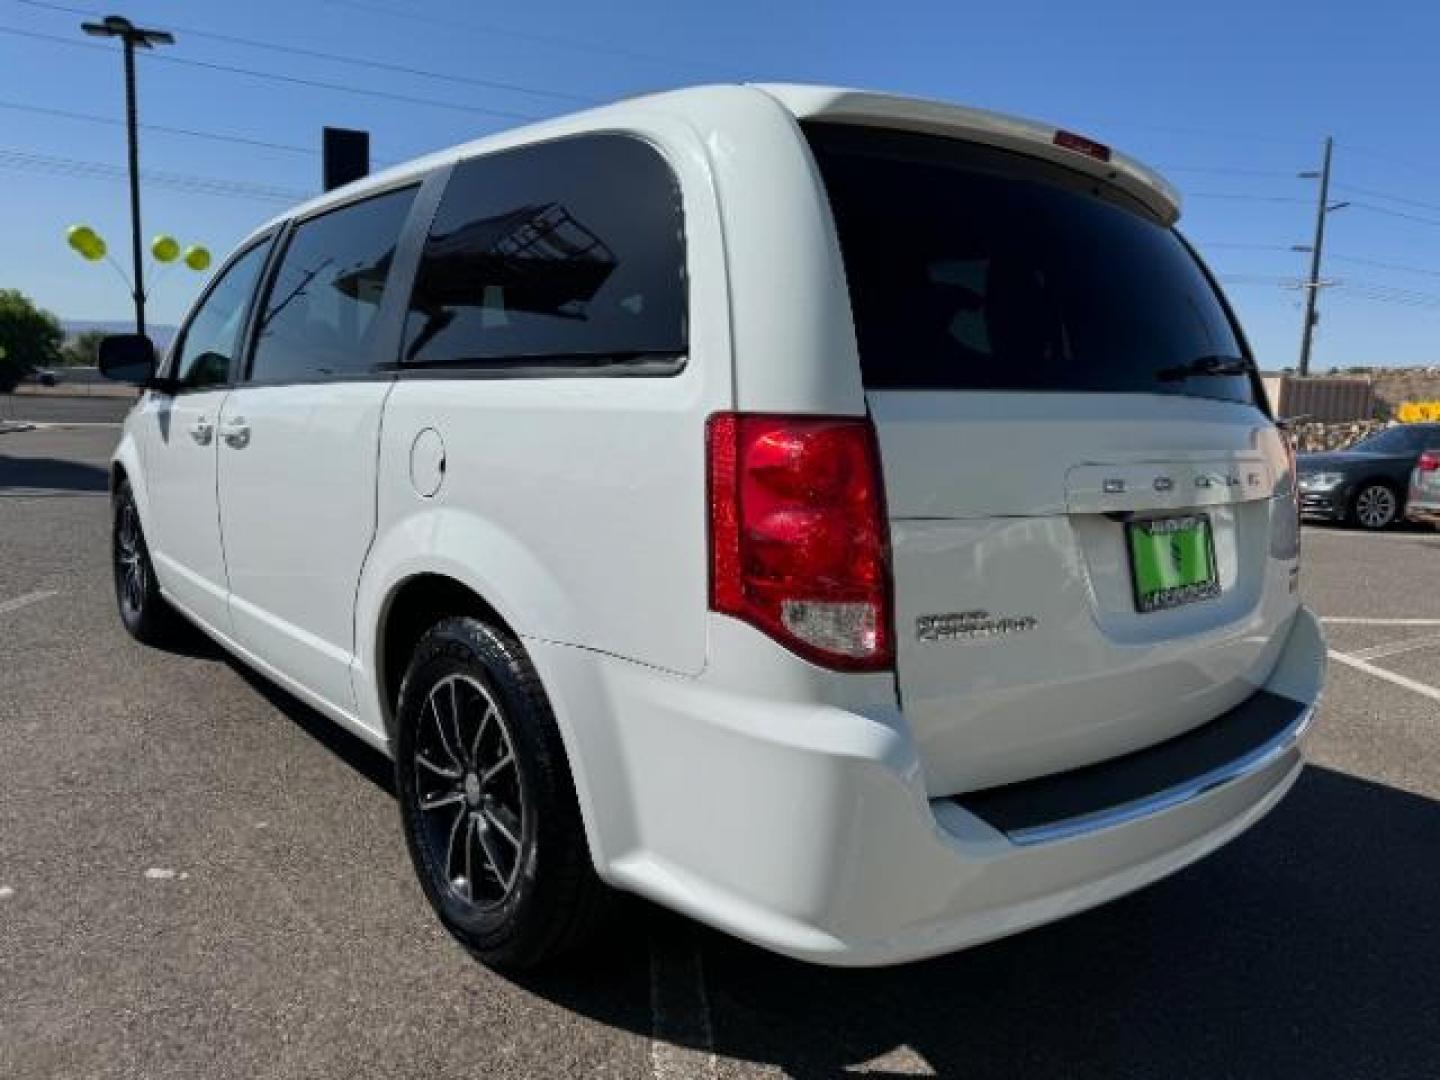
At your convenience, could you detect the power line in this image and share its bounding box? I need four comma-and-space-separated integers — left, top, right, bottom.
11, 0, 598, 106
1216, 273, 1298, 285
0, 97, 328, 158
316, 0, 726, 75
0, 24, 549, 121
1340, 279, 1440, 306
1347, 201, 1440, 228
1332, 181, 1440, 214
1187, 192, 1309, 204
1195, 241, 1297, 251
0, 146, 308, 202
1158, 165, 1298, 179
1329, 253, 1440, 280
1338, 142, 1431, 177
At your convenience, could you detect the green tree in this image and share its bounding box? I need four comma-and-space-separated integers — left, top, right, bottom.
0, 289, 63, 392
61, 329, 108, 368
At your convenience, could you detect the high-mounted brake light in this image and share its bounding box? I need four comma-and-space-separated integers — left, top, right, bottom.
1419, 450, 1439, 473
707, 413, 893, 672
1053, 129, 1112, 163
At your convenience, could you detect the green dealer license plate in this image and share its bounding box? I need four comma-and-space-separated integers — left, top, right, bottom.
1126, 514, 1221, 613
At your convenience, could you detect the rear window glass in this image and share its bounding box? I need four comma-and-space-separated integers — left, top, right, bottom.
806, 124, 1256, 405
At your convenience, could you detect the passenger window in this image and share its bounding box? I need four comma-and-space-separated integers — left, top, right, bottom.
402, 133, 686, 368
249, 186, 418, 383
171, 240, 270, 390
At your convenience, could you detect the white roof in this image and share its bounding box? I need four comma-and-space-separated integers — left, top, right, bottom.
251, 82, 1181, 239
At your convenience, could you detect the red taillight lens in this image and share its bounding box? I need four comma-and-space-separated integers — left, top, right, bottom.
1419, 451, 1439, 473
707, 413, 893, 671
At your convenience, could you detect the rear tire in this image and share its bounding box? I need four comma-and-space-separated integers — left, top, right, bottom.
1349, 482, 1400, 530
112, 480, 181, 645
394, 616, 616, 970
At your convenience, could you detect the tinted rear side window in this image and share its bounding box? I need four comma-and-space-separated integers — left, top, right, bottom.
402, 133, 686, 369
249, 185, 417, 383
807, 124, 1255, 405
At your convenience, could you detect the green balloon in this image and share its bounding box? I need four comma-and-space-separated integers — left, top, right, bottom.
183, 245, 211, 272
151, 234, 180, 263
88, 236, 106, 262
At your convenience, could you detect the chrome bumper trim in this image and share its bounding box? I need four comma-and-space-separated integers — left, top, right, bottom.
1006, 702, 1316, 847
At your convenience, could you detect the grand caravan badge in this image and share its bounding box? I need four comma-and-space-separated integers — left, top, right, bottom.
917, 610, 1039, 643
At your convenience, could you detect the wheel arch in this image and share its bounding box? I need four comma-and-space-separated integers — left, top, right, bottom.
109, 429, 152, 525
375, 572, 515, 742
366, 567, 624, 877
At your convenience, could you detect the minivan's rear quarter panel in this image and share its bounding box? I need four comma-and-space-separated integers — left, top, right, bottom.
360, 110, 736, 683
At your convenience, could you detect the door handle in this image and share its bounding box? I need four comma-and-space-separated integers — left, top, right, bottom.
221, 417, 251, 449
189, 417, 213, 445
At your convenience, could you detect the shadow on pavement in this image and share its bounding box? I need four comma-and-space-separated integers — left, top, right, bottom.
225, 656, 396, 797
537, 767, 1440, 1078
0, 454, 109, 494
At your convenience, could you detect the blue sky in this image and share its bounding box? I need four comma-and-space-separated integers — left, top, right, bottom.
2, 0, 1437, 370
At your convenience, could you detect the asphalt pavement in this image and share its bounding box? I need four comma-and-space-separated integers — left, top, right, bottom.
2, 425, 1438, 1079
0, 393, 135, 426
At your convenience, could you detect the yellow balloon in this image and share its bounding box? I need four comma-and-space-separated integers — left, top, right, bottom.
89, 236, 106, 261
67, 224, 99, 254
151, 234, 180, 263
183, 245, 211, 272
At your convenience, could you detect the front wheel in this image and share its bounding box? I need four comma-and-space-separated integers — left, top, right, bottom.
112, 480, 180, 645
1350, 482, 1399, 530
394, 616, 616, 970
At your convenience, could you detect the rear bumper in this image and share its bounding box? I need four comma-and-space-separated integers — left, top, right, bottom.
537, 607, 1324, 967
1406, 496, 1440, 525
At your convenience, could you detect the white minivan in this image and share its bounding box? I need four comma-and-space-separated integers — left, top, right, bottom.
101, 84, 1324, 969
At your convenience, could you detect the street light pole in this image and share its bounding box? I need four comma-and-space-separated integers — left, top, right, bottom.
80, 15, 174, 339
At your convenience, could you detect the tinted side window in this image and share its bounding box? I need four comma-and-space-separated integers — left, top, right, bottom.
250, 186, 417, 383
172, 240, 270, 390
403, 134, 686, 368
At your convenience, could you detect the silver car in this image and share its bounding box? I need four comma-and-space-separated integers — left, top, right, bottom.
1407, 449, 1440, 527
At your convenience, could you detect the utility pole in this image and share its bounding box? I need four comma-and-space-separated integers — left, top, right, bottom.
1296, 137, 1349, 376
80, 15, 175, 339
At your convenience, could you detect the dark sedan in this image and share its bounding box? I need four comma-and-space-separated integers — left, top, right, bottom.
1297, 422, 1440, 529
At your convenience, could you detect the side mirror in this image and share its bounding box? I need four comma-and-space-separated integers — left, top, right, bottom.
98, 334, 158, 387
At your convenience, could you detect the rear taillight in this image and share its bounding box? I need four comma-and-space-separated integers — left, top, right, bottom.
1419, 451, 1439, 473
707, 413, 893, 671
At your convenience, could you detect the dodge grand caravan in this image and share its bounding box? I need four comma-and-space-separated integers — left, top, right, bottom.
100, 84, 1324, 969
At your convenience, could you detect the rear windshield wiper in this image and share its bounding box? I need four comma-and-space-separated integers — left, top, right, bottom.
1156, 354, 1254, 382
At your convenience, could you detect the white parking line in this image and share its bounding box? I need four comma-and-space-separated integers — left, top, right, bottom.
649, 929, 717, 1080
28, 421, 124, 428
0, 589, 59, 615
1320, 617, 1440, 627
1350, 632, 1440, 662
1328, 649, 1440, 705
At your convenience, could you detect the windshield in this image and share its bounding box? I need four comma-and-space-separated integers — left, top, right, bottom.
806, 123, 1257, 405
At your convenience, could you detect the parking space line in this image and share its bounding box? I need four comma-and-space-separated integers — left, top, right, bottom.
648, 930, 717, 1080
0, 589, 59, 616
1328, 649, 1440, 706
1350, 632, 1440, 662
1321, 617, 1440, 627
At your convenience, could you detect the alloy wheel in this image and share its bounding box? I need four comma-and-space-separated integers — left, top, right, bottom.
1355, 485, 1397, 529
115, 499, 147, 616
413, 673, 528, 912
